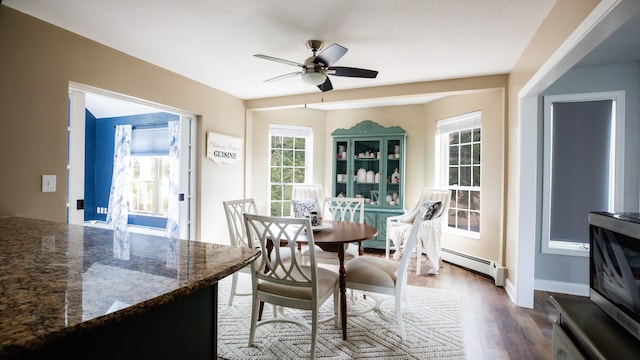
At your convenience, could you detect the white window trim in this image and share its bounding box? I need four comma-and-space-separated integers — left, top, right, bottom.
541, 91, 625, 257
268, 124, 314, 215
436, 111, 482, 240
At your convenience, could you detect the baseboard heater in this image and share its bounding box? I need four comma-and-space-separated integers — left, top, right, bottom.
441, 247, 506, 287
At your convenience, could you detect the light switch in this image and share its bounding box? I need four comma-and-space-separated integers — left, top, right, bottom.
42, 175, 56, 192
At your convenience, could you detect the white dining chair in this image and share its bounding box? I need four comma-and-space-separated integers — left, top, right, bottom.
345, 205, 425, 341
290, 184, 325, 218
243, 213, 340, 360
222, 198, 258, 306
386, 188, 450, 275
301, 197, 364, 266
223, 198, 300, 306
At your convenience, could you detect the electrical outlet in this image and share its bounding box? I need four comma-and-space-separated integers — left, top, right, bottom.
42, 175, 56, 192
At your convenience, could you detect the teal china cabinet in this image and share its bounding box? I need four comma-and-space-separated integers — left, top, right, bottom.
331, 120, 406, 249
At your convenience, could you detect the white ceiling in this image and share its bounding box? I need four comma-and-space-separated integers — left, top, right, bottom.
4, 0, 557, 102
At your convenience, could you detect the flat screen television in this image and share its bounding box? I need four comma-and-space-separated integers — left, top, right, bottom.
589, 211, 640, 341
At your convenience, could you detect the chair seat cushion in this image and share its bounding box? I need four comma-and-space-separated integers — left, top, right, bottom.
301, 243, 359, 259
345, 256, 399, 288
258, 266, 338, 300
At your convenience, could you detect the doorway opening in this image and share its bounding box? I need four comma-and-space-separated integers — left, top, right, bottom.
68, 83, 196, 240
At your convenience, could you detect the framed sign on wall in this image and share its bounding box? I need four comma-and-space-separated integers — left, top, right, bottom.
206, 132, 243, 164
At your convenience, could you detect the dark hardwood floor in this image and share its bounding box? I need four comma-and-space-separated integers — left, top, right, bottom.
365, 248, 585, 360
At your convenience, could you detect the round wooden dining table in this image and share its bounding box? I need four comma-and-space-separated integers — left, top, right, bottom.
303, 220, 378, 340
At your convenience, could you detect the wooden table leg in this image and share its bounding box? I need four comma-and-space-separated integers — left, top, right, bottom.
338, 245, 347, 340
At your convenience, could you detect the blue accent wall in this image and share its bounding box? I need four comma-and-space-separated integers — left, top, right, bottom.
84, 111, 179, 229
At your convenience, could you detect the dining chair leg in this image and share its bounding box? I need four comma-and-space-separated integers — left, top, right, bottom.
416, 237, 422, 275
227, 272, 239, 306
311, 307, 319, 360
396, 294, 405, 341
249, 296, 259, 346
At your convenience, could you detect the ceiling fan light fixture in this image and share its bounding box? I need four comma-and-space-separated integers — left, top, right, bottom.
301, 71, 327, 86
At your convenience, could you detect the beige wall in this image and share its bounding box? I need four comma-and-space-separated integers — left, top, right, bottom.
505, 0, 599, 292
424, 89, 505, 262
0, 6, 246, 243
246, 108, 327, 215
246, 85, 506, 263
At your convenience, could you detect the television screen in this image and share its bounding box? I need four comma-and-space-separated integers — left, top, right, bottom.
589, 212, 640, 341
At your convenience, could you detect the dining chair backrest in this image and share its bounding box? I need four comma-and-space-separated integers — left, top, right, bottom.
324, 197, 365, 223
243, 214, 319, 297
415, 188, 450, 220
291, 184, 325, 217
223, 198, 258, 248
385, 188, 451, 263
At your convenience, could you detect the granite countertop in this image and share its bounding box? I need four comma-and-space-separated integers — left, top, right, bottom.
0, 217, 260, 358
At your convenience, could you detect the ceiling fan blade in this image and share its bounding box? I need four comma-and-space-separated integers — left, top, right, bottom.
313, 43, 347, 66
254, 54, 304, 67
317, 77, 333, 92
328, 66, 378, 78
264, 72, 301, 83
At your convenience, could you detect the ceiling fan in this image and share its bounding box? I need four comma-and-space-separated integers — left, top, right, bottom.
254, 40, 378, 92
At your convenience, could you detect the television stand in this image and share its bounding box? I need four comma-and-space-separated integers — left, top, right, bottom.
551, 296, 640, 359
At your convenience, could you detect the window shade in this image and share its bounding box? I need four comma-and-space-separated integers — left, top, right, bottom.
131, 127, 170, 156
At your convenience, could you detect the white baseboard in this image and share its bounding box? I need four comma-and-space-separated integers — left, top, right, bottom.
534, 279, 589, 297
441, 247, 506, 287
505, 278, 517, 305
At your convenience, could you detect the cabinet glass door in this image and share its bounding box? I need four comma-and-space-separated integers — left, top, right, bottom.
333, 140, 349, 197
384, 138, 403, 209
353, 139, 381, 207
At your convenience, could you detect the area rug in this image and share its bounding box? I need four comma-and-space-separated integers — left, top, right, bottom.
217, 273, 465, 359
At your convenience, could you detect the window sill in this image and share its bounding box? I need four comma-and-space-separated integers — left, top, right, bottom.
542, 240, 589, 257
444, 227, 481, 240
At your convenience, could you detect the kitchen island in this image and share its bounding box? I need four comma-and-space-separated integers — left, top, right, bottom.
0, 217, 260, 359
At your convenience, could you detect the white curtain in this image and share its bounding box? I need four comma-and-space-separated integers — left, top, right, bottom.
165, 120, 180, 240
106, 124, 132, 260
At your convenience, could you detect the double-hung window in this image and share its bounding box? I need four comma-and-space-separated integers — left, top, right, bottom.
268, 124, 313, 216
436, 111, 482, 237
541, 92, 624, 256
